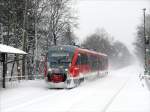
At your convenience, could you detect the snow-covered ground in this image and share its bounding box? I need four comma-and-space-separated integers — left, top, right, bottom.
1, 64, 150, 112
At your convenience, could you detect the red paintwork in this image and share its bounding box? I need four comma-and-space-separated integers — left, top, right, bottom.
44, 55, 48, 77
68, 48, 107, 78
69, 66, 79, 77
69, 64, 91, 77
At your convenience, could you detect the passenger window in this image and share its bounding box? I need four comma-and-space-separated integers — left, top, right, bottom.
76, 53, 88, 65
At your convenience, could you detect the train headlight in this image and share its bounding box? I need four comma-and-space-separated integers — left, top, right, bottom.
65, 69, 68, 72
48, 68, 52, 72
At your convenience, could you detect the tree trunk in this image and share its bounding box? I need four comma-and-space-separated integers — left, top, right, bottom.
22, 0, 27, 79
53, 33, 57, 45
10, 57, 16, 81
16, 55, 21, 80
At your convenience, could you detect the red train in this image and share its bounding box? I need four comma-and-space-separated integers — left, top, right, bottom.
44, 45, 108, 88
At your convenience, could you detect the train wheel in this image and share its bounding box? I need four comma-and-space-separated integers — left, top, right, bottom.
79, 77, 84, 83
66, 78, 82, 89
74, 79, 81, 87
66, 79, 76, 89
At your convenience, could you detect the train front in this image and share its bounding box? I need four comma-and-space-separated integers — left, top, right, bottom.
45, 46, 75, 88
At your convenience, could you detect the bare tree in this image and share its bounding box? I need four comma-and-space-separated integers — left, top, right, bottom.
134, 14, 150, 64
0, 0, 77, 80
59, 24, 78, 45
43, 0, 76, 46
82, 28, 132, 69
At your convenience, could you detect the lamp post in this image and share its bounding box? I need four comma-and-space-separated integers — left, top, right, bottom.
142, 8, 147, 75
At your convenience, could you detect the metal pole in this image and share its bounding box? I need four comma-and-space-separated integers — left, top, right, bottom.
143, 8, 146, 74
2, 53, 6, 88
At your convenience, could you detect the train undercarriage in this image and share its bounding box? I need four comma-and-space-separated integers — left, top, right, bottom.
46, 73, 83, 89
46, 71, 108, 89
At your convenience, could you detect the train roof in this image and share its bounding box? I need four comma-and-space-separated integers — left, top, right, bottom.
48, 45, 107, 57
48, 45, 77, 52
77, 47, 107, 57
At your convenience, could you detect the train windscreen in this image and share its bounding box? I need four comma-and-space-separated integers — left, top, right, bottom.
48, 51, 74, 69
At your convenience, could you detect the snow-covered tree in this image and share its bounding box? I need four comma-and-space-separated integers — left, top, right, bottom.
134, 14, 150, 64
82, 28, 132, 69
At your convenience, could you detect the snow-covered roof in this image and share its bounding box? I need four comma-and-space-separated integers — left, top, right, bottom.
0, 44, 27, 54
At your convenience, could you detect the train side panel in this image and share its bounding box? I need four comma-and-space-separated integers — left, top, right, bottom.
68, 48, 108, 79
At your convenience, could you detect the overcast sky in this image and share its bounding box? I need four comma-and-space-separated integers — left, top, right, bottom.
74, 0, 150, 51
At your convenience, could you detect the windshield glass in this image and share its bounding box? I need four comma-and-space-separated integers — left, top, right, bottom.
48, 51, 73, 68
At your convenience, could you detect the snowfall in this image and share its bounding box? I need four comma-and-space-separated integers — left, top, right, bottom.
0, 64, 150, 112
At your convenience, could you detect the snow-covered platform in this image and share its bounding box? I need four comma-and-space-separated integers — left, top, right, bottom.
1, 64, 150, 112
0, 44, 27, 54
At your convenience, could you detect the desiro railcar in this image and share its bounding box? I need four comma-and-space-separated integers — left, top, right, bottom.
44, 45, 108, 88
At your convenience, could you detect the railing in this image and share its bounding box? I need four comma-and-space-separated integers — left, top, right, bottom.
0, 74, 44, 82
0, 74, 45, 88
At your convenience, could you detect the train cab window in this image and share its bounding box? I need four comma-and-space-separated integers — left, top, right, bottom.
76, 54, 81, 65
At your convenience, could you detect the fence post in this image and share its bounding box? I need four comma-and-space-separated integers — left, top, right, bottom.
2, 53, 6, 88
